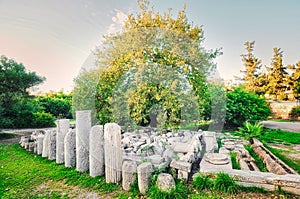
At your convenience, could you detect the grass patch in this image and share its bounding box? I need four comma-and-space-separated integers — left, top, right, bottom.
244, 145, 268, 172
259, 128, 300, 145
262, 143, 300, 174
230, 152, 241, 170
0, 144, 120, 198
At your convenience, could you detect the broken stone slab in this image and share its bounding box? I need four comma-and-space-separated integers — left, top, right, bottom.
201, 168, 300, 196
122, 161, 137, 191
178, 170, 189, 180
42, 130, 50, 158
138, 162, 153, 195
179, 152, 195, 163
203, 131, 217, 152
157, 173, 175, 192
48, 130, 56, 160
170, 160, 192, 173
37, 134, 44, 155
172, 142, 194, 153
104, 123, 122, 183
56, 119, 70, 164
76, 110, 91, 172
148, 154, 165, 165
20, 136, 29, 147
64, 129, 76, 168
89, 125, 104, 177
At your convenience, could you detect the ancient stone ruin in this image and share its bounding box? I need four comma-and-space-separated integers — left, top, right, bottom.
19, 110, 300, 195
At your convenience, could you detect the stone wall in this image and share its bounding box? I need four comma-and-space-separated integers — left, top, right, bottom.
269, 101, 298, 119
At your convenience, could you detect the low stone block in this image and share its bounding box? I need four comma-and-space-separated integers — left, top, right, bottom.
157, 173, 175, 192
122, 161, 137, 191
138, 162, 153, 195
170, 160, 192, 172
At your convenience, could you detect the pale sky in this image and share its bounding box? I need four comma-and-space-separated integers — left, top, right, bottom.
1, 0, 300, 93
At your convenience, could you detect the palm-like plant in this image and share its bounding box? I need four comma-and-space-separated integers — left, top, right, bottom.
239, 121, 263, 140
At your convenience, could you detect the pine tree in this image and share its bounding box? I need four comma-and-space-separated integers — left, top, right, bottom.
287, 61, 300, 100
266, 48, 288, 100
240, 41, 266, 94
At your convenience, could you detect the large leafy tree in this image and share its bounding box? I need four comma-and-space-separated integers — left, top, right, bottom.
265, 48, 289, 100
0, 55, 47, 128
0, 55, 44, 108
91, 0, 221, 128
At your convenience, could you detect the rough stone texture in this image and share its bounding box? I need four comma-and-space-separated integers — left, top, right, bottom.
269, 101, 297, 119
76, 110, 91, 172
56, 119, 70, 164
48, 130, 56, 160
89, 125, 104, 177
64, 129, 76, 168
28, 142, 35, 152
20, 136, 29, 147
138, 162, 153, 195
104, 123, 122, 183
122, 161, 137, 191
42, 130, 50, 158
173, 142, 193, 153
37, 134, 44, 155
170, 160, 192, 172
199, 167, 300, 196
199, 152, 232, 172
205, 153, 229, 165
157, 173, 175, 192
252, 138, 298, 175
203, 131, 217, 152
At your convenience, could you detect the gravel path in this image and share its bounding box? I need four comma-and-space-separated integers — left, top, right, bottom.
261, 121, 300, 132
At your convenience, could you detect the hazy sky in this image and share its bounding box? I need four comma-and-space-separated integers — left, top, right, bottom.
1, 0, 300, 92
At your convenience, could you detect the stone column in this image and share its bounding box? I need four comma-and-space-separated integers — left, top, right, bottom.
122, 161, 137, 191
64, 129, 76, 168
48, 130, 56, 160
137, 162, 153, 195
104, 123, 122, 183
56, 119, 70, 164
76, 110, 91, 172
89, 125, 104, 177
203, 131, 217, 152
42, 130, 50, 158
37, 134, 44, 155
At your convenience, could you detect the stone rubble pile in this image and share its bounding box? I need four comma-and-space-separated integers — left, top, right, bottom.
19, 110, 207, 194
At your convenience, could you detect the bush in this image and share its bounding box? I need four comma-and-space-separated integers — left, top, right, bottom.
32, 112, 56, 128
192, 173, 213, 191
36, 92, 72, 119
214, 173, 239, 194
225, 88, 271, 128
0, 99, 56, 128
289, 106, 300, 120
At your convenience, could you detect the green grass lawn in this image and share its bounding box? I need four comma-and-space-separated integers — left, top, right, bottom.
1, 143, 298, 199
0, 144, 120, 198
259, 128, 300, 145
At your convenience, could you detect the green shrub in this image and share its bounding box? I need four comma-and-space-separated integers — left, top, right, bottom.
289, 106, 300, 120
239, 121, 263, 140
32, 112, 56, 128
192, 173, 213, 191
213, 173, 239, 194
36, 92, 72, 119
225, 88, 271, 128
